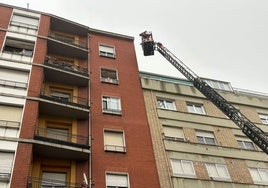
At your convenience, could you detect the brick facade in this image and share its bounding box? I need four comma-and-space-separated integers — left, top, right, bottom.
213, 127, 238, 148
90, 33, 160, 188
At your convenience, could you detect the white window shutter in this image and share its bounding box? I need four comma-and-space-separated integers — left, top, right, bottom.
0, 152, 14, 173
163, 126, 184, 138
99, 45, 114, 53
12, 14, 39, 26
106, 173, 128, 187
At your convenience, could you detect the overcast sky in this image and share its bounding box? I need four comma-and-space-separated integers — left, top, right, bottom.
1, 0, 268, 93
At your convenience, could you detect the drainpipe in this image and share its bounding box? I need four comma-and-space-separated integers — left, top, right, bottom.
88, 31, 92, 188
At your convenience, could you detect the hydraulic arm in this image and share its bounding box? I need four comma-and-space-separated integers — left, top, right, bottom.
140, 31, 268, 154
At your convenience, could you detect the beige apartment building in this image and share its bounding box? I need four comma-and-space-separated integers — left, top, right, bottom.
140, 71, 268, 188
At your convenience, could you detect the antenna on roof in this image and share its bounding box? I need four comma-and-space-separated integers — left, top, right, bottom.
27, 3, 29, 9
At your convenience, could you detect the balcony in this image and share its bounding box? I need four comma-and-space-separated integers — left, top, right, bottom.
28, 177, 83, 188
39, 90, 89, 119
47, 16, 88, 59
44, 56, 88, 86
34, 127, 89, 149
47, 40, 88, 60
49, 32, 87, 50
32, 127, 90, 160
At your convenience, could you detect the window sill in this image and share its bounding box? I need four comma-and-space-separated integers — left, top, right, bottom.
102, 110, 122, 116
172, 174, 196, 179
209, 177, 231, 182
99, 54, 116, 59
105, 149, 126, 153
157, 107, 177, 111
101, 79, 119, 85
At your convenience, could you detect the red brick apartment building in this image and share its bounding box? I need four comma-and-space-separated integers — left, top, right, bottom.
0, 3, 160, 188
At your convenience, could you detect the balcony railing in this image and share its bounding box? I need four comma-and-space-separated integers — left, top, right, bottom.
35, 127, 89, 148
45, 56, 88, 76
40, 90, 89, 109
48, 32, 88, 49
28, 177, 84, 188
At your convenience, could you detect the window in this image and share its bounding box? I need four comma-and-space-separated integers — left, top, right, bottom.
102, 96, 122, 114
0, 68, 28, 89
50, 90, 72, 102
163, 126, 184, 141
187, 103, 205, 114
3, 38, 35, 56
50, 31, 75, 44
196, 131, 216, 145
236, 137, 255, 150
106, 173, 129, 188
0, 152, 14, 182
104, 130, 126, 152
205, 163, 231, 181
170, 159, 196, 177
259, 114, 268, 124
10, 14, 39, 30
99, 44, 115, 58
248, 168, 268, 185
101, 68, 118, 84
46, 127, 69, 142
203, 79, 232, 91
157, 98, 176, 110
41, 172, 67, 187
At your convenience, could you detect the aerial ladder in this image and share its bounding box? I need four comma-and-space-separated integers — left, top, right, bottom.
140, 31, 268, 154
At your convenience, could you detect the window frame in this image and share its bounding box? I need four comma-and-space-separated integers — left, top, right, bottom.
99, 44, 116, 58
103, 129, 126, 153
258, 113, 268, 124
105, 172, 129, 188
163, 126, 185, 141
248, 167, 268, 185
170, 159, 196, 178
10, 13, 39, 30
102, 96, 122, 115
187, 102, 206, 115
49, 87, 73, 103
196, 130, 217, 145
157, 98, 176, 111
205, 163, 231, 181
0, 152, 14, 182
236, 137, 255, 150
203, 79, 233, 91
100, 68, 119, 84
41, 171, 67, 187
3, 37, 35, 57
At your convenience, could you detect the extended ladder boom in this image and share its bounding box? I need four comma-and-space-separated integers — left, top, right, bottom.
140, 31, 268, 154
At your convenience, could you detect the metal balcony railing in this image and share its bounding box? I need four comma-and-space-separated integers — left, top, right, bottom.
45, 56, 88, 76
35, 127, 89, 148
40, 89, 89, 109
27, 177, 84, 188
48, 32, 88, 49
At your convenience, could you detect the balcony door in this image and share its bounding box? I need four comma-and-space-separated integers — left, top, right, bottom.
41, 172, 67, 188
46, 127, 69, 142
